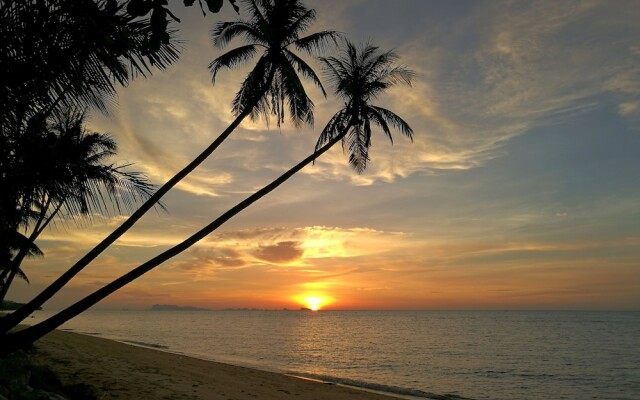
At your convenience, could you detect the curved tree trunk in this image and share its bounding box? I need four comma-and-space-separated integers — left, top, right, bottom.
0, 104, 257, 334
1, 131, 346, 355
0, 262, 20, 304
0, 268, 10, 300
0, 198, 58, 304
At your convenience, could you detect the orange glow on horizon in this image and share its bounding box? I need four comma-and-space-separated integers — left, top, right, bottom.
293, 294, 333, 311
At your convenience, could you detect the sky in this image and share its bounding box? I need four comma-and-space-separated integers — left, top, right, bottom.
9, 0, 640, 311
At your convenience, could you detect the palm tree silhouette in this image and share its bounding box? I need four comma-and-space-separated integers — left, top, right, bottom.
1, 0, 180, 307
2, 0, 180, 123
0, 0, 337, 334
0, 40, 414, 354
0, 108, 156, 303
209, 0, 337, 127
0, 231, 42, 296
315, 40, 414, 171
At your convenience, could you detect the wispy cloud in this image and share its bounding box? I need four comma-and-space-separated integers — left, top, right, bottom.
12, 1, 639, 310
297, 0, 640, 185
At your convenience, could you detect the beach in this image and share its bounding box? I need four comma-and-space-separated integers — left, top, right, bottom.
31, 329, 403, 400
19, 310, 639, 400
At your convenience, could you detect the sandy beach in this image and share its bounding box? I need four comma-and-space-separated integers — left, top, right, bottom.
31, 329, 403, 400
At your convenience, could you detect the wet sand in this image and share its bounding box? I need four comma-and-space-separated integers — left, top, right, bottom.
32, 329, 402, 400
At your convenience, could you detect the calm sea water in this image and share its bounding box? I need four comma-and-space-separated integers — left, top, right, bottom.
27, 310, 640, 400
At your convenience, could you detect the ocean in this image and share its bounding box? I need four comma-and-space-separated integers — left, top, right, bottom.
26, 310, 640, 400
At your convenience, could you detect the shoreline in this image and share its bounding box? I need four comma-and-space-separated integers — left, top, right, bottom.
32, 329, 426, 400
7, 309, 638, 399
74, 330, 468, 400
109, 337, 442, 400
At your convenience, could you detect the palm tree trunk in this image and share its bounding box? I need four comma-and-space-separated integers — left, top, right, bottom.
0, 59, 279, 332
0, 130, 346, 354
0, 198, 56, 304
0, 102, 259, 334
0, 198, 60, 306
0, 268, 9, 295
0, 254, 25, 304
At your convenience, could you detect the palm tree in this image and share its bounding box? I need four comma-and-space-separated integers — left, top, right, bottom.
0, 40, 414, 354
0, 108, 157, 303
1, 0, 181, 134
208, 0, 338, 127
314, 40, 414, 171
1, 0, 181, 306
0, 230, 42, 294
0, 0, 337, 333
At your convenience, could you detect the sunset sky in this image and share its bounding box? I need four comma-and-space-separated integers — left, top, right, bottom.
10, 0, 640, 311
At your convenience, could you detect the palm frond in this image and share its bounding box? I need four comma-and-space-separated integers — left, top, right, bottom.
367, 105, 394, 144
1, 0, 182, 123
293, 31, 341, 55
15, 267, 30, 284
231, 56, 273, 117
315, 109, 348, 151
283, 8, 316, 41
3, 230, 43, 259
347, 123, 370, 173
317, 39, 415, 173
4, 107, 160, 229
383, 65, 416, 86
283, 50, 326, 97
370, 106, 414, 141
209, 45, 258, 83
278, 62, 314, 127
211, 21, 264, 49
319, 55, 352, 100
244, 0, 269, 26
210, 0, 335, 128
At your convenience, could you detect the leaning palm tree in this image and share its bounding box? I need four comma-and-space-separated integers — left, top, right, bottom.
0, 40, 414, 354
313, 41, 414, 170
0, 108, 156, 304
0, 0, 337, 333
209, 0, 337, 127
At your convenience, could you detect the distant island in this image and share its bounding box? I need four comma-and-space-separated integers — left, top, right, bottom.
1, 300, 42, 311
147, 305, 320, 312
149, 304, 210, 311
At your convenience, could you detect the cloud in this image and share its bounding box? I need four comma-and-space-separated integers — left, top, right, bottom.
21, 1, 637, 311
294, 0, 640, 185
36, 223, 182, 248
82, 1, 639, 193
178, 248, 246, 270
165, 226, 409, 278
618, 102, 640, 116
252, 241, 304, 264
215, 227, 293, 241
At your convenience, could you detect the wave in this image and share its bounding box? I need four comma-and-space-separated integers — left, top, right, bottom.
288, 372, 476, 400
120, 339, 169, 349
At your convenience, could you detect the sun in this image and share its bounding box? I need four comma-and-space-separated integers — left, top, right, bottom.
305, 297, 324, 311
294, 294, 333, 311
